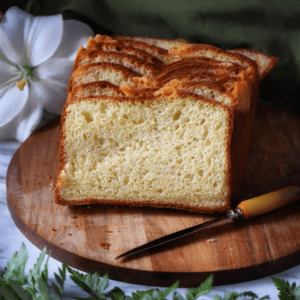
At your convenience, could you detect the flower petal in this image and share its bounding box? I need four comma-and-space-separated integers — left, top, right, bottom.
25, 14, 63, 67
0, 60, 21, 86
0, 27, 25, 66
0, 82, 29, 127
0, 98, 43, 142
29, 77, 68, 115
0, 7, 33, 65
28, 58, 74, 114
52, 19, 94, 60
34, 58, 74, 83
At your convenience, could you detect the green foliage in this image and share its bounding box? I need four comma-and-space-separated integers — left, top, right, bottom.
212, 291, 269, 300
185, 274, 213, 300
272, 277, 300, 300
2, 243, 28, 285
126, 280, 179, 300
1, 242, 299, 300
66, 267, 108, 299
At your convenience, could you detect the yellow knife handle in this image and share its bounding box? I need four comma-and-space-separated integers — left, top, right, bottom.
237, 186, 300, 219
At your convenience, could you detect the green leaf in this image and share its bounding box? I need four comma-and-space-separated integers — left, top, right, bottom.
131, 285, 179, 300
212, 291, 264, 300
259, 296, 270, 300
131, 289, 157, 300
40, 252, 50, 285
54, 274, 63, 291
0, 278, 21, 300
140, 294, 153, 300
151, 290, 160, 300
8, 279, 32, 300
51, 282, 62, 299
293, 285, 300, 299
272, 277, 294, 300
67, 268, 99, 298
173, 292, 185, 300
22, 285, 36, 298
105, 286, 126, 300
27, 246, 48, 292
185, 274, 213, 300
37, 277, 59, 300
58, 263, 67, 281
241, 291, 259, 299
224, 292, 240, 300
0, 285, 19, 300
84, 274, 93, 292
68, 274, 94, 296
73, 298, 99, 300
3, 243, 28, 285
96, 274, 109, 296
67, 266, 109, 299
160, 281, 179, 300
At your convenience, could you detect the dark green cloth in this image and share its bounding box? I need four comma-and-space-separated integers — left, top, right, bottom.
3, 0, 300, 116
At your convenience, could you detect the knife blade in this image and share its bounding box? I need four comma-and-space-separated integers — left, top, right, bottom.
115, 186, 300, 260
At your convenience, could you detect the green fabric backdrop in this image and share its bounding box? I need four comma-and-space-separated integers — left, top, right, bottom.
2, 0, 300, 116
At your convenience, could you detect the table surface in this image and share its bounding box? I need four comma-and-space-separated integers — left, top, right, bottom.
2, 111, 300, 299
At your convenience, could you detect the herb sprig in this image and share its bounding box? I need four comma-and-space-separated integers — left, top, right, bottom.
0, 243, 298, 300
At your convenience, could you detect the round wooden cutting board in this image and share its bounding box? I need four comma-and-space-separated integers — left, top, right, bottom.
6, 103, 300, 287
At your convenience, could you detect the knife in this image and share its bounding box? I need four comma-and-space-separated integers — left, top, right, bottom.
115, 186, 300, 260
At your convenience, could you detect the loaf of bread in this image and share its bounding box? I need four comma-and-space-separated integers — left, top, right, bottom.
55, 35, 279, 213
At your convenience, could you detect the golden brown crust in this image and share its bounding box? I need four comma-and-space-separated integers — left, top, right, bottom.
55, 197, 230, 214
162, 79, 235, 107
93, 34, 113, 42
73, 48, 159, 77
119, 84, 158, 97
104, 38, 168, 61
114, 35, 189, 47
71, 81, 125, 98
159, 71, 241, 87
68, 62, 142, 92
87, 38, 163, 65
168, 43, 259, 82
230, 48, 279, 82
157, 62, 245, 83
163, 56, 245, 71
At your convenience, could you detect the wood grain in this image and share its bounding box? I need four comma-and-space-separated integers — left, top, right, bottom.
6, 103, 300, 287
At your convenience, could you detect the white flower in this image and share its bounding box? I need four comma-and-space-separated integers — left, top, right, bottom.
0, 7, 94, 142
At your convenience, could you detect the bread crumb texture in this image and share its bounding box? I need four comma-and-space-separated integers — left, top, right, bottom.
59, 96, 230, 208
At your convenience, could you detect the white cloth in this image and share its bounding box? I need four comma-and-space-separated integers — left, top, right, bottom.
1, 115, 300, 299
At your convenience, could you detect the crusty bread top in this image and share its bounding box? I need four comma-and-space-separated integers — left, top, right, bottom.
164, 56, 245, 71
71, 81, 125, 99
161, 79, 235, 108
156, 62, 245, 82
230, 48, 279, 82
68, 62, 142, 92
100, 36, 168, 62
167, 43, 259, 81
111, 34, 279, 84
87, 38, 163, 65
74, 47, 159, 77
159, 73, 240, 89
115, 35, 189, 49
